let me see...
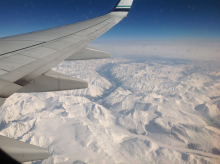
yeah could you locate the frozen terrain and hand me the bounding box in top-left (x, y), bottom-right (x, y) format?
top-left (0, 55), bottom-right (220, 164)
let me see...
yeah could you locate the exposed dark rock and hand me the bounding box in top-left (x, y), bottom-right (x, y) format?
top-left (212, 147), bottom-right (220, 155)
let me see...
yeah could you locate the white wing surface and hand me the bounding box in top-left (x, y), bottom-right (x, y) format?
top-left (0, 0), bottom-right (134, 163)
top-left (0, 0), bottom-right (133, 106)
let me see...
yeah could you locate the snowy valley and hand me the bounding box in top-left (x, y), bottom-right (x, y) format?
top-left (0, 55), bottom-right (220, 164)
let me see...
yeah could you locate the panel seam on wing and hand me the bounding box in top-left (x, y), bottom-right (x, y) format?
top-left (0, 17), bottom-right (112, 57)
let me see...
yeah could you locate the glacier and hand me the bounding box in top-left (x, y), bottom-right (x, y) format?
top-left (0, 55), bottom-right (220, 164)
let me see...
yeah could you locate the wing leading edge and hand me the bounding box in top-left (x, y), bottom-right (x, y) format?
top-left (0, 0), bottom-right (134, 163)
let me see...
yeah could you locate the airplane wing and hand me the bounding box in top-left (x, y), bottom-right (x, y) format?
top-left (0, 0), bottom-right (134, 163)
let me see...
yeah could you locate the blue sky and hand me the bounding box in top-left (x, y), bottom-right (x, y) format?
top-left (0, 0), bottom-right (220, 42)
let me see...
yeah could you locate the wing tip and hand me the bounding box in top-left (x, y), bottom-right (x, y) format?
top-left (111, 0), bottom-right (134, 13)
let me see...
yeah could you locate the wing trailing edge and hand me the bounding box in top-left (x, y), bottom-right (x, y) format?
top-left (65, 46), bottom-right (111, 61)
top-left (0, 97), bottom-right (6, 107)
top-left (0, 135), bottom-right (49, 163)
top-left (18, 70), bottom-right (88, 93)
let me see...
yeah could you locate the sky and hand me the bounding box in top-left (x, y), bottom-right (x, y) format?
top-left (0, 0), bottom-right (220, 60)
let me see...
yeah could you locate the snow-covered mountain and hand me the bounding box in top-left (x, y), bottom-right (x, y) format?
top-left (0, 55), bottom-right (220, 164)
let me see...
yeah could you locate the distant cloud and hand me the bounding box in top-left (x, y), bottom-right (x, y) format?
top-left (90, 39), bottom-right (220, 61)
